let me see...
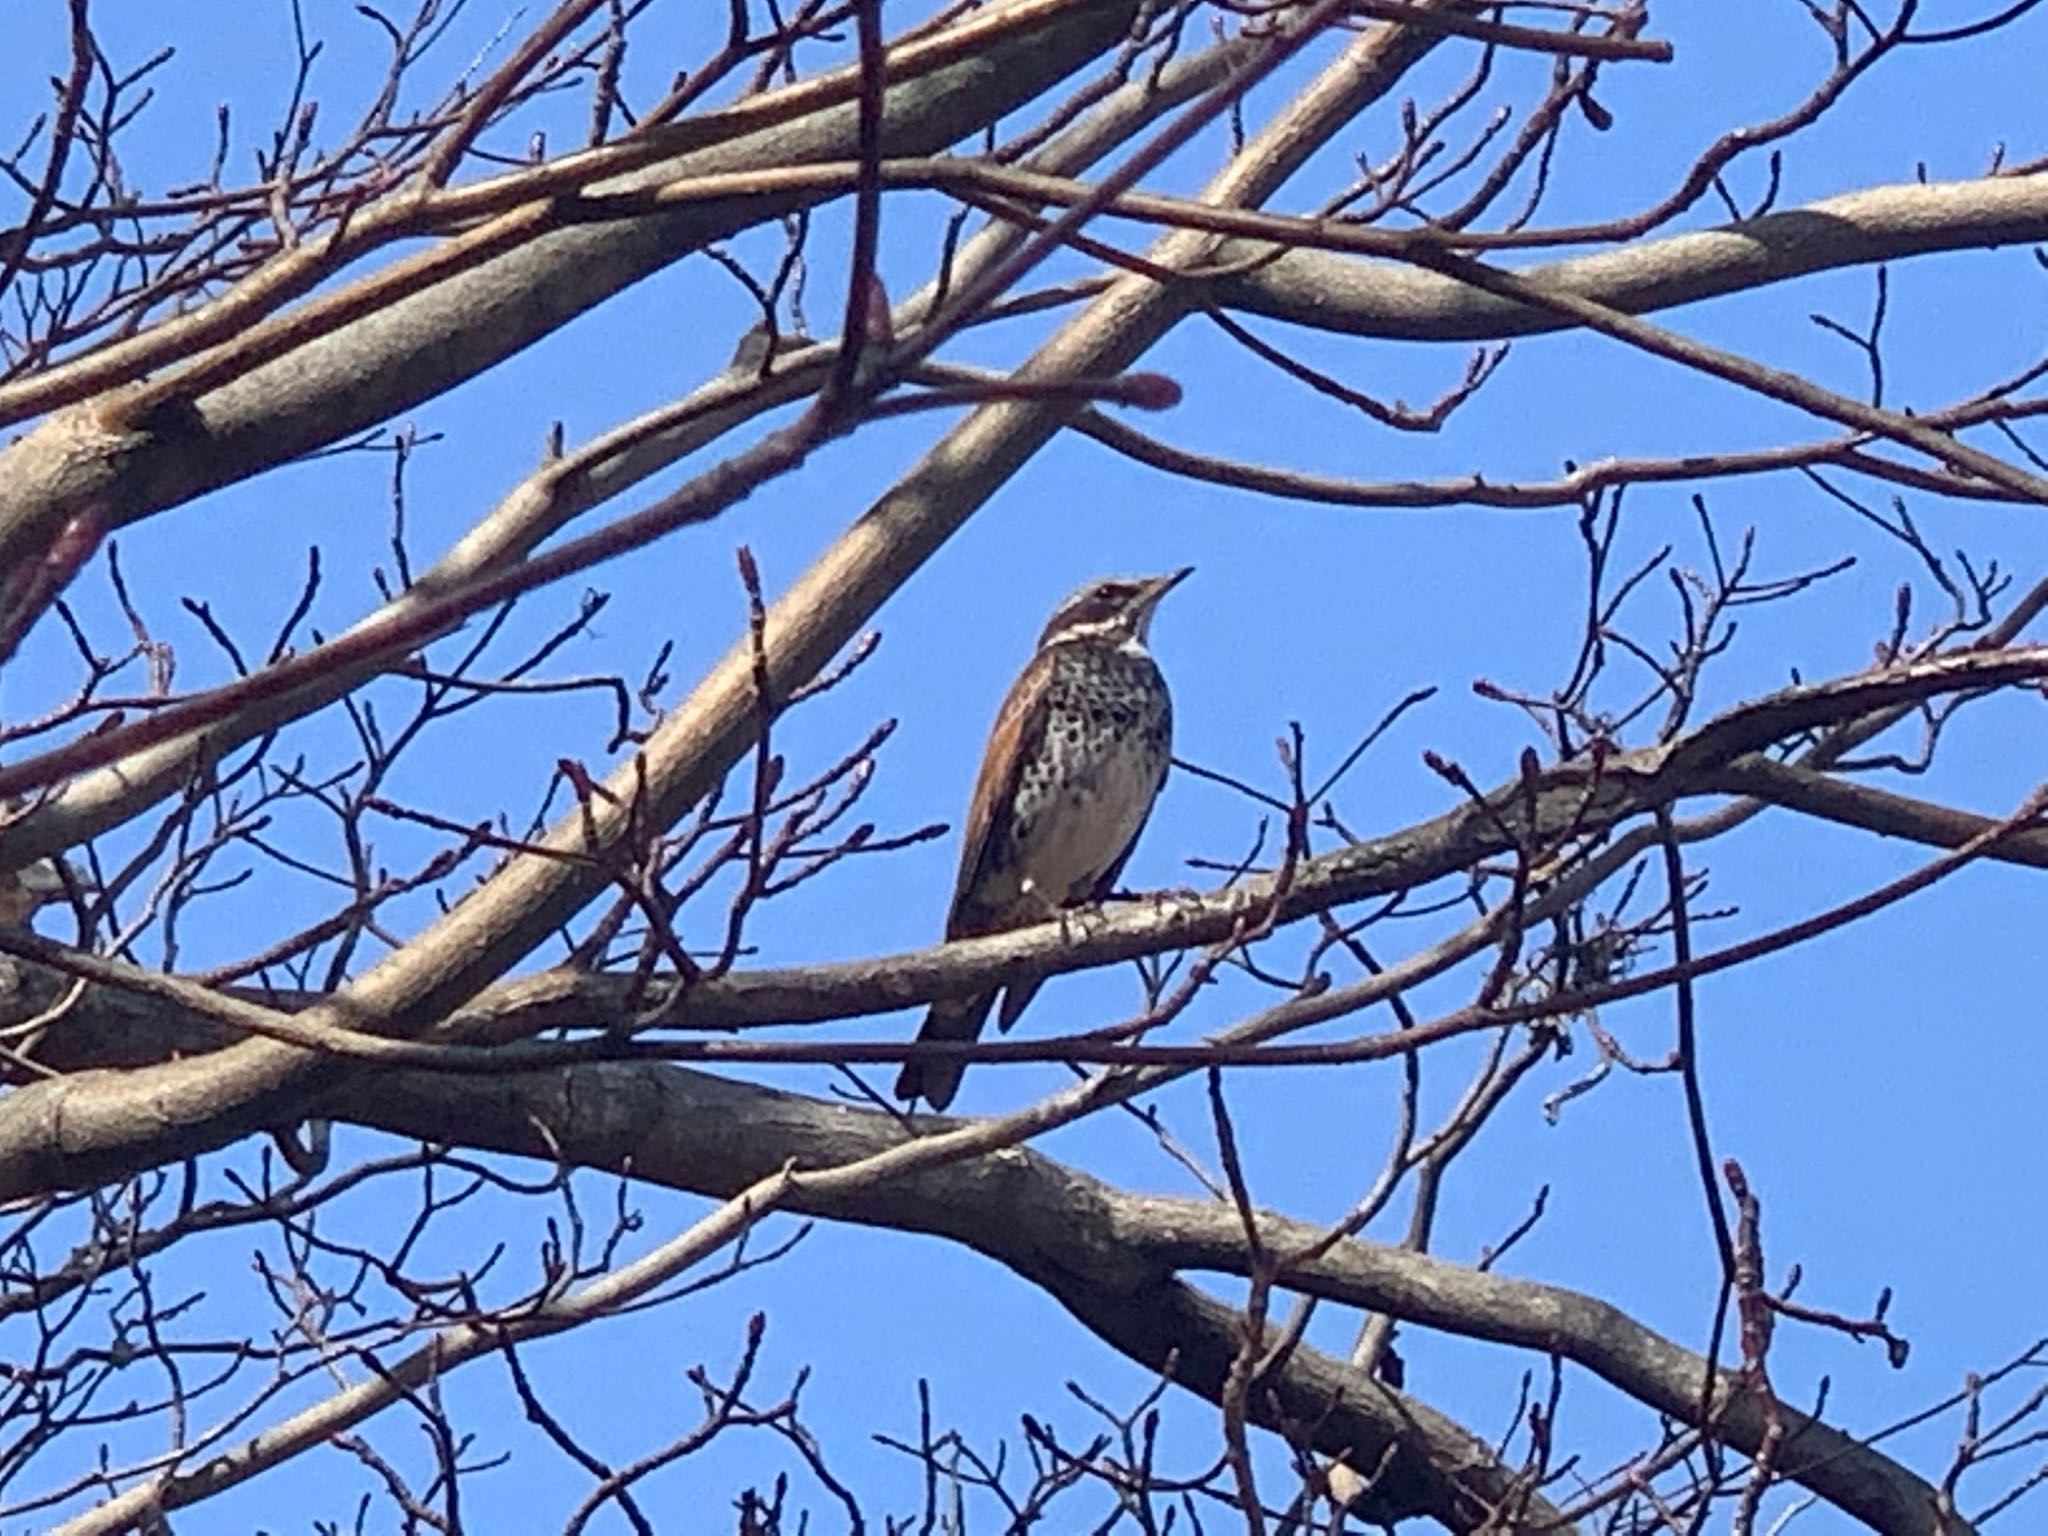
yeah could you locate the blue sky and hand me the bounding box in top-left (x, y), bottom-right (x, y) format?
top-left (5, 1), bottom-right (2047, 1529)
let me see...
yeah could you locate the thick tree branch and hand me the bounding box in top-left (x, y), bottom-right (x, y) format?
top-left (325, 1061), bottom-right (1964, 1535)
top-left (1214, 173), bottom-right (2048, 341)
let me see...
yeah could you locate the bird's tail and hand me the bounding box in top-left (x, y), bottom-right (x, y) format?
top-left (995, 978), bottom-right (1044, 1035)
top-left (894, 992), bottom-right (999, 1111)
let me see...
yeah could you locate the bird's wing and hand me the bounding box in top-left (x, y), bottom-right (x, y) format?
top-left (945, 647), bottom-right (1056, 939)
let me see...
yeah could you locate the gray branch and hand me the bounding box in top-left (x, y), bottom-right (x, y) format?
top-left (327, 1060), bottom-right (1965, 1535)
top-left (1213, 173), bottom-right (2048, 340)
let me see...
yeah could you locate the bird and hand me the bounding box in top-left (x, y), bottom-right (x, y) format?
top-left (895, 568), bottom-right (1190, 1111)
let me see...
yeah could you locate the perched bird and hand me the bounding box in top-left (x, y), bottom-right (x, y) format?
top-left (895, 568), bottom-right (1190, 1111)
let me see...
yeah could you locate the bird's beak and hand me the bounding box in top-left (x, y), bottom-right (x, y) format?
top-left (1144, 566), bottom-right (1194, 606)
top-left (1130, 566), bottom-right (1191, 637)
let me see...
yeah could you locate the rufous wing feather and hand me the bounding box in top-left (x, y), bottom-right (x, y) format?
top-left (944, 649), bottom-right (1056, 937)
top-left (896, 653), bottom-right (1056, 1108)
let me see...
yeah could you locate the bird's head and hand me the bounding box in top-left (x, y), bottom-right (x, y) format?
top-left (1037, 567), bottom-right (1192, 651)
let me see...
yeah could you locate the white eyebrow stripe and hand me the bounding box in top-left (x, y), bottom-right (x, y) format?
top-left (1043, 617), bottom-right (1127, 645)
